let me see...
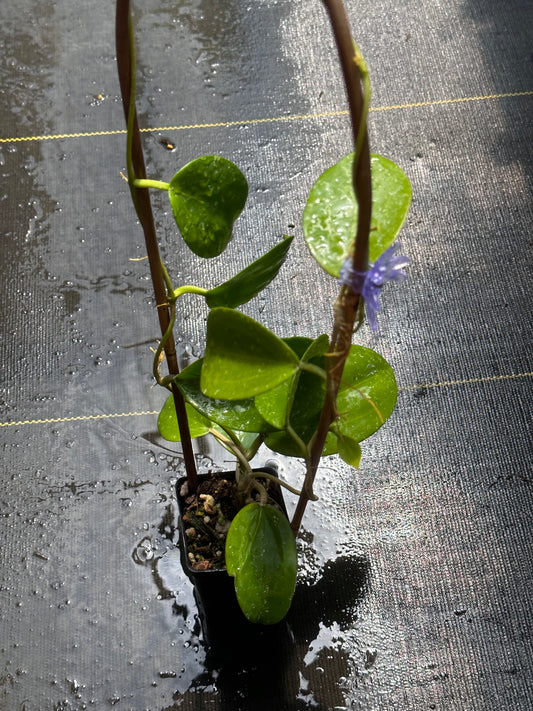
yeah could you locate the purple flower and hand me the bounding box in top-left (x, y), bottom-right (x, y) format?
top-left (339, 243), bottom-right (410, 331)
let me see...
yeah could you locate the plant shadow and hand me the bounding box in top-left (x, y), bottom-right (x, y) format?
top-left (167, 554), bottom-right (370, 710)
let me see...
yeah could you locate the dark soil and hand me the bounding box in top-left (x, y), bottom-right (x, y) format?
top-left (178, 473), bottom-right (283, 571)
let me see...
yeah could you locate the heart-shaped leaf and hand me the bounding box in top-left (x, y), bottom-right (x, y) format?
top-left (174, 359), bottom-right (273, 433)
top-left (303, 153), bottom-right (412, 276)
top-left (169, 156), bottom-right (248, 258)
top-left (225, 502), bottom-right (297, 625)
top-left (201, 308), bottom-right (299, 400)
top-left (157, 395), bottom-right (211, 442)
top-left (205, 236), bottom-right (294, 308)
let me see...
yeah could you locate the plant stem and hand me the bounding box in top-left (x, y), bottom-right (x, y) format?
top-left (152, 302), bottom-right (176, 387)
top-left (291, 0), bottom-right (372, 533)
top-left (252, 471), bottom-right (304, 498)
top-left (209, 428), bottom-right (252, 480)
top-left (173, 285), bottom-right (209, 300)
top-left (134, 178), bottom-right (171, 191)
top-left (116, 0), bottom-right (198, 491)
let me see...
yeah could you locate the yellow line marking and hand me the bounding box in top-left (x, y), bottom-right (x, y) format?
top-left (1, 372), bottom-right (531, 428)
top-left (0, 411), bottom-right (158, 427)
top-left (398, 371), bottom-right (533, 392)
top-left (369, 91), bottom-right (533, 112)
top-left (1, 91), bottom-right (531, 144)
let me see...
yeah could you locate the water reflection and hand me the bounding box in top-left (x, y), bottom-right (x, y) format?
top-left (205, 555), bottom-right (369, 711)
top-left (148, 486), bottom-right (370, 709)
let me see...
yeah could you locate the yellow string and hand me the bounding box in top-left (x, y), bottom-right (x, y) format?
top-left (1, 372), bottom-right (531, 427)
top-left (398, 371), bottom-right (533, 391)
top-left (0, 411), bottom-right (158, 427)
top-left (0, 91), bottom-right (531, 144)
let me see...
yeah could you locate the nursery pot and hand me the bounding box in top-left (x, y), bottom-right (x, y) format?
top-left (176, 466), bottom-right (290, 646)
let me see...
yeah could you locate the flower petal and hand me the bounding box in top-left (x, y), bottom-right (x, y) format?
top-left (339, 242), bottom-right (410, 330)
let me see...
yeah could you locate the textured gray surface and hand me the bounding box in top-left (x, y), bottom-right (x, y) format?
top-left (1, 0), bottom-right (532, 709)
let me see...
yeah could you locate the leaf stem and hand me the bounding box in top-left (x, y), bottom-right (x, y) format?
top-left (352, 41), bottom-right (371, 173)
top-left (160, 261), bottom-right (174, 299)
top-left (252, 471), bottom-right (304, 498)
top-left (286, 424), bottom-right (310, 461)
top-left (209, 428), bottom-right (252, 478)
top-left (134, 178), bottom-right (171, 191)
top-left (173, 285), bottom-right (209, 300)
top-left (152, 302), bottom-right (176, 387)
top-left (252, 480), bottom-right (269, 506)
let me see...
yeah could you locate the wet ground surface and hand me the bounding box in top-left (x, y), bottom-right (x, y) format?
top-left (1, 0), bottom-right (532, 709)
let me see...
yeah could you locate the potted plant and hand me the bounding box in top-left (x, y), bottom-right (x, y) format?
top-left (115, 0), bottom-right (411, 632)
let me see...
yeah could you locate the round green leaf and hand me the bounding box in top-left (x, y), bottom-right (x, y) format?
top-left (169, 156), bottom-right (248, 258)
top-left (201, 308), bottom-right (299, 400)
top-left (174, 359), bottom-right (273, 433)
top-left (303, 153), bottom-right (412, 276)
top-left (225, 502), bottom-right (297, 625)
top-left (205, 236), bottom-right (294, 309)
top-left (157, 395), bottom-right (211, 442)
top-left (255, 335), bottom-right (329, 430)
top-left (335, 345), bottom-right (398, 442)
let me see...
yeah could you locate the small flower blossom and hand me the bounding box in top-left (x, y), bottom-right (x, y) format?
top-left (339, 243), bottom-right (410, 331)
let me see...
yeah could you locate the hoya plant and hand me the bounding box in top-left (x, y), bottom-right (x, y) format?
top-left (116, 0), bottom-right (411, 626)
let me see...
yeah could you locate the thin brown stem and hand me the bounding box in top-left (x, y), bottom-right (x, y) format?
top-left (116, 0), bottom-right (197, 490)
top-left (291, 0), bottom-right (372, 532)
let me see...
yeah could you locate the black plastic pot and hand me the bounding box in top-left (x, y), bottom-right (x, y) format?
top-left (176, 466), bottom-right (291, 647)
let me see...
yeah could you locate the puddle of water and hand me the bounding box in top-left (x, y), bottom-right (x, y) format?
top-left (1, 414), bottom-right (391, 710)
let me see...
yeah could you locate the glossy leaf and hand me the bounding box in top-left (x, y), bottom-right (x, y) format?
top-left (205, 236), bottom-right (294, 308)
top-left (254, 377), bottom-right (292, 430)
top-left (174, 359), bottom-right (273, 433)
top-left (300, 333), bottom-right (330, 362)
top-left (201, 308), bottom-right (299, 400)
top-left (225, 502), bottom-right (297, 625)
top-left (263, 369), bottom-right (327, 456)
top-left (265, 345), bottom-right (397, 457)
top-left (334, 345), bottom-right (397, 442)
top-left (303, 153), bottom-right (412, 276)
top-left (169, 156), bottom-right (248, 258)
top-left (255, 335), bottom-right (329, 430)
top-left (157, 395), bottom-right (211, 442)
top-left (282, 336), bottom-right (317, 359)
